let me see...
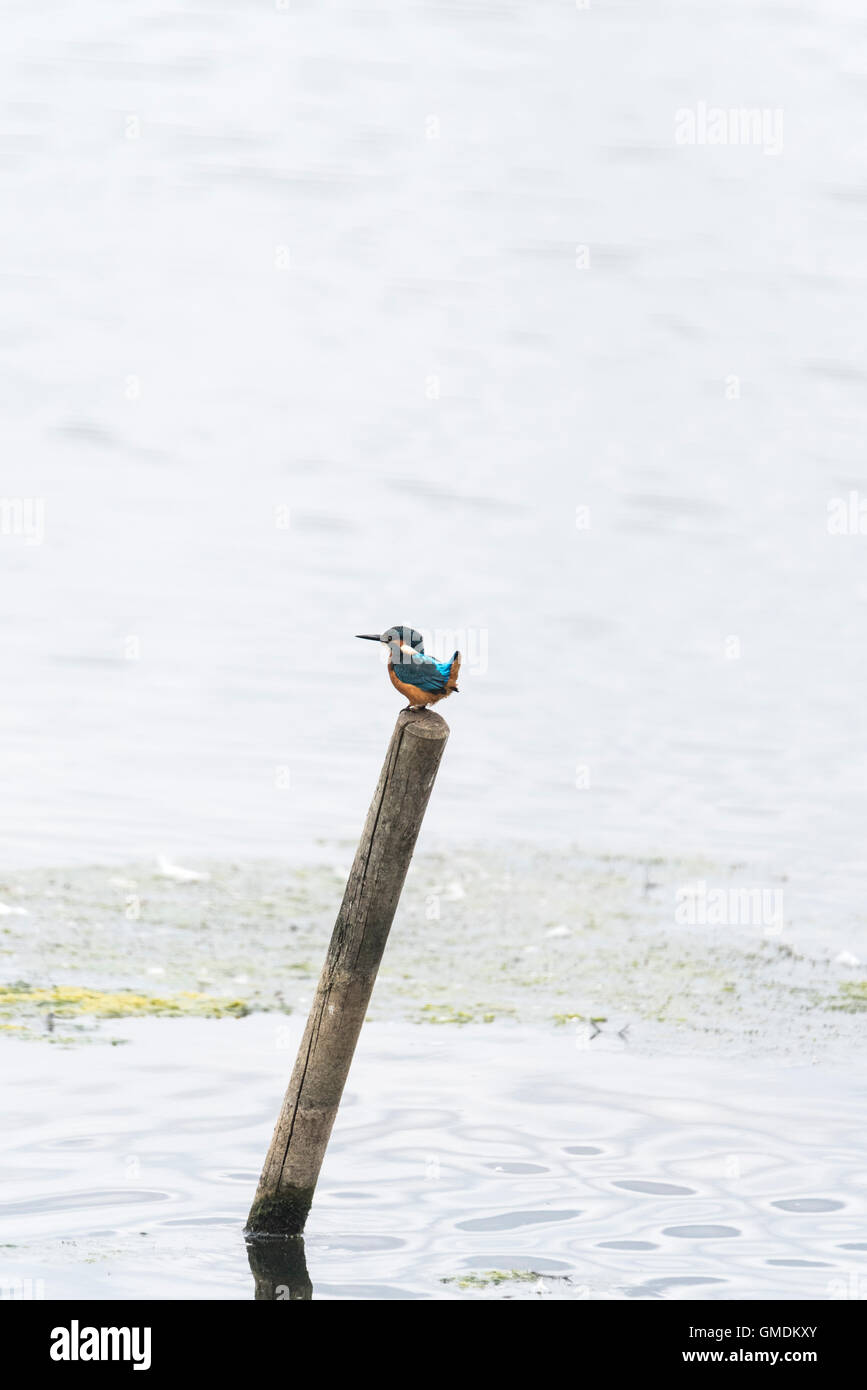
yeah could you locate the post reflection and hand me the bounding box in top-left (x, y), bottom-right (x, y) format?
top-left (246, 1235), bottom-right (312, 1301)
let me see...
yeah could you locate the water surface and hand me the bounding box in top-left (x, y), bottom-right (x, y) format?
top-left (2, 1017), bottom-right (864, 1300)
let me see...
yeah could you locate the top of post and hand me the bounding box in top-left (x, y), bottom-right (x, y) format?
top-left (395, 709), bottom-right (450, 741)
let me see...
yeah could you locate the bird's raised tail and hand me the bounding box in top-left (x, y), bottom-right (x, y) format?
top-left (447, 650), bottom-right (461, 693)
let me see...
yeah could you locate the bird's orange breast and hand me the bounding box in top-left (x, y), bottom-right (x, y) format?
top-left (387, 661), bottom-right (438, 705)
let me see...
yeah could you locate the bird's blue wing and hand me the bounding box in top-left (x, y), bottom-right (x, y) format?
top-left (392, 651), bottom-right (453, 692)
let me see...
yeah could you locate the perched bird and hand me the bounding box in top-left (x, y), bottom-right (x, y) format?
top-left (356, 625), bottom-right (461, 710)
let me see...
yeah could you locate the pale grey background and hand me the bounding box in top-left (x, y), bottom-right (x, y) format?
top-left (2, 0), bottom-right (865, 929)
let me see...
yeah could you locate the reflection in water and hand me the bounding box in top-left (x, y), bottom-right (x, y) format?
top-left (247, 1236), bottom-right (312, 1302)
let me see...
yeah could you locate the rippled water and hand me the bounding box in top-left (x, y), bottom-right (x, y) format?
top-left (1, 1018), bottom-right (864, 1300)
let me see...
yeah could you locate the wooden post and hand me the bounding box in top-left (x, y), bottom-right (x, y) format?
top-left (246, 707), bottom-right (450, 1237)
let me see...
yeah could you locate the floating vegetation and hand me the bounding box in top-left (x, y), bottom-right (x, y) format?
top-left (829, 981), bottom-right (867, 1013)
top-left (0, 984), bottom-right (249, 1021)
top-left (415, 1003), bottom-right (510, 1025)
top-left (0, 851), bottom-right (860, 1058)
top-left (441, 1269), bottom-right (542, 1289)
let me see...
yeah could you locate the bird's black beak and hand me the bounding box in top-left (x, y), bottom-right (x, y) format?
top-left (356, 633), bottom-right (382, 642)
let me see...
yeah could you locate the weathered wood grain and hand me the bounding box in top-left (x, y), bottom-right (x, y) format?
top-left (246, 708), bottom-right (450, 1236)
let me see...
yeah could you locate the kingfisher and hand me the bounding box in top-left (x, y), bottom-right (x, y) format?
top-left (356, 626), bottom-right (461, 710)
